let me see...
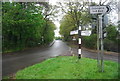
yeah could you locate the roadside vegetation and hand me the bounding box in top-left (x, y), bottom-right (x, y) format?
top-left (82, 24), bottom-right (119, 52)
top-left (55, 37), bottom-right (62, 40)
top-left (15, 56), bottom-right (119, 79)
top-left (2, 2), bottom-right (56, 53)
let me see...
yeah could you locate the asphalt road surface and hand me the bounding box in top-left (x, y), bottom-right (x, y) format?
top-left (2, 40), bottom-right (70, 77)
top-left (71, 48), bottom-right (118, 62)
top-left (2, 40), bottom-right (118, 77)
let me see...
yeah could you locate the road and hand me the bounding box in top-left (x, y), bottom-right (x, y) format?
top-left (2, 40), bottom-right (70, 77)
top-left (82, 49), bottom-right (118, 62)
top-left (2, 40), bottom-right (118, 77)
top-left (72, 48), bottom-right (118, 62)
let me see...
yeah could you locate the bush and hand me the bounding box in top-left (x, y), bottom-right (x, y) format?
top-left (104, 39), bottom-right (119, 52)
top-left (82, 34), bottom-right (97, 49)
top-left (82, 33), bottom-right (119, 53)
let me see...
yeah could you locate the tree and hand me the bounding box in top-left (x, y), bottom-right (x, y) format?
top-left (2, 2), bottom-right (56, 53)
top-left (44, 20), bottom-right (56, 44)
top-left (36, 2), bottom-right (58, 44)
top-left (60, 14), bottom-right (76, 41)
top-left (58, 1), bottom-right (93, 41)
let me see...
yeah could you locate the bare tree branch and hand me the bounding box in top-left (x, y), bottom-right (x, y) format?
top-left (101, 0), bottom-right (108, 5)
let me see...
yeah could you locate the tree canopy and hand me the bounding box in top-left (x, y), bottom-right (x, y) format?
top-left (2, 2), bottom-right (56, 53)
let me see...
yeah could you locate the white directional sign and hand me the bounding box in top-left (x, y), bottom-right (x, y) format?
top-left (70, 30), bottom-right (91, 36)
top-left (81, 30), bottom-right (91, 36)
top-left (90, 5), bottom-right (111, 14)
top-left (70, 30), bottom-right (78, 35)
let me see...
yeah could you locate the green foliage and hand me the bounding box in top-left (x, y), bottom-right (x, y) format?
top-left (2, 2), bottom-right (55, 53)
top-left (16, 56), bottom-right (119, 79)
top-left (81, 12), bottom-right (92, 26)
top-left (55, 37), bottom-right (62, 40)
top-left (82, 34), bottom-right (97, 49)
top-left (106, 25), bottom-right (118, 42)
top-left (82, 24), bottom-right (119, 52)
top-left (43, 20), bottom-right (56, 44)
top-left (104, 39), bottom-right (118, 52)
top-left (60, 14), bottom-right (76, 41)
top-left (103, 24), bottom-right (119, 52)
top-left (60, 11), bottom-right (92, 41)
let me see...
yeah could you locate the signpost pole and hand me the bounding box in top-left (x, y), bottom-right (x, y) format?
top-left (99, 14), bottom-right (104, 72)
top-left (97, 17), bottom-right (100, 71)
top-left (90, 5), bottom-right (111, 72)
top-left (78, 26), bottom-right (81, 59)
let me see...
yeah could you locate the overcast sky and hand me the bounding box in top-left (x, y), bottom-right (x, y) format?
top-left (49, 0), bottom-right (118, 37)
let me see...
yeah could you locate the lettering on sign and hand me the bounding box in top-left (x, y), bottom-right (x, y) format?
top-left (90, 6), bottom-right (111, 14)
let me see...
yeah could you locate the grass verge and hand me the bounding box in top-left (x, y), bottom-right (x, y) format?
top-left (15, 56), bottom-right (119, 79)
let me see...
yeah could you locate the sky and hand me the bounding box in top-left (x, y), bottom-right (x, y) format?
top-left (118, 1), bottom-right (120, 21)
top-left (49, 0), bottom-right (119, 37)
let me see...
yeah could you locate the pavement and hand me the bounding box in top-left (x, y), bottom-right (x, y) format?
top-left (2, 40), bottom-right (119, 77)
